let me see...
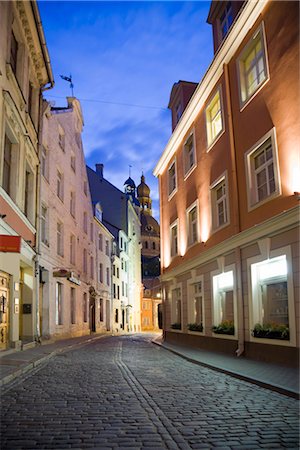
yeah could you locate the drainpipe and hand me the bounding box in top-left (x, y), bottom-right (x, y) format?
top-left (224, 63), bottom-right (244, 357)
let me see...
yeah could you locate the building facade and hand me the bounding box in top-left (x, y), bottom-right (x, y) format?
top-left (0, 1), bottom-right (53, 349)
top-left (39, 98), bottom-right (111, 340)
top-left (154, 0), bottom-right (299, 366)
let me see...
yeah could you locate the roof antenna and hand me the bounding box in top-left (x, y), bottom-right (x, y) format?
top-left (60, 74), bottom-right (74, 96)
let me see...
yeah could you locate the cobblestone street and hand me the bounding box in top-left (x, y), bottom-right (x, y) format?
top-left (1, 334), bottom-right (299, 450)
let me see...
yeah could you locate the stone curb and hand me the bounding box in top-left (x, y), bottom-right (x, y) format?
top-left (0, 333), bottom-right (108, 388)
top-left (152, 339), bottom-right (299, 400)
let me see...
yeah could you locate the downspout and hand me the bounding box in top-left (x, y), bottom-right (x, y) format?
top-left (224, 63), bottom-right (244, 357)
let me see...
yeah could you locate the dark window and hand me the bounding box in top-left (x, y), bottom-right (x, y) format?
top-left (2, 135), bottom-right (12, 194)
top-left (10, 32), bottom-right (18, 75)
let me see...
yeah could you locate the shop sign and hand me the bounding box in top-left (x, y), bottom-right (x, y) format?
top-left (53, 269), bottom-right (71, 278)
top-left (0, 235), bottom-right (21, 253)
top-left (68, 272), bottom-right (81, 286)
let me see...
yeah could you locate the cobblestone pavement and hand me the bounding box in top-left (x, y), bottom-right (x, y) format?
top-left (1, 334), bottom-right (299, 450)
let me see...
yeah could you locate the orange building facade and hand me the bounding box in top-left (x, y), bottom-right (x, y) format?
top-left (154, 0), bottom-right (299, 366)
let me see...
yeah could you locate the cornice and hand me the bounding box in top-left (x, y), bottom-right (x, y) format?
top-left (153, 0), bottom-right (267, 177)
top-left (160, 206), bottom-right (299, 282)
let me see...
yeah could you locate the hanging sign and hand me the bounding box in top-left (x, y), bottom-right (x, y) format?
top-left (0, 235), bottom-right (21, 253)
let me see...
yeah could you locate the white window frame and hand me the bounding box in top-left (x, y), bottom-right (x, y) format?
top-left (187, 271), bottom-right (205, 333)
top-left (55, 282), bottom-right (63, 326)
top-left (211, 265), bottom-right (237, 339)
top-left (205, 86), bottom-right (224, 150)
top-left (41, 204), bottom-right (49, 246)
top-left (210, 172), bottom-right (229, 232)
top-left (247, 245), bottom-right (296, 347)
top-left (170, 219), bottom-right (179, 259)
top-left (186, 200), bottom-right (199, 248)
top-left (245, 128), bottom-right (281, 210)
top-left (237, 22), bottom-right (269, 110)
top-left (168, 158), bottom-right (177, 200)
top-left (170, 282), bottom-right (182, 329)
top-left (183, 131), bottom-right (197, 179)
top-left (219, 1), bottom-right (233, 41)
top-left (57, 221), bottom-right (64, 257)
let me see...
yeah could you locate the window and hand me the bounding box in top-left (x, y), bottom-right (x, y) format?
top-left (83, 180), bottom-right (88, 196)
top-left (24, 164), bottom-right (35, 223)
top-left (106, 267), bottom-right (110, 286)
top-left (187, 204), bottom-right (198, 246)
top-left (183, 133), bottom-right (196, 176)
top-left (55, 282), bottom-right (63, 325)
top-left (70, 234), bottom-right (75, 265)
top-left (41, 146), bottom-right (48, 180)
top-left (171, 287), bottom-right (182, 328)
top-left (59, 131), bottom-right (65, 151)
top-left (168, 160), bottom-right (177, 197)
top-left (143, 317), bottom-right (150, 326)
top-left (211, 175), bottom-right (228, 230)
top-left (83, 212), bottom-right (88, 233)
top-left (2, 135), bottom-right (12, 195)
top-left (152, 242), bottom-right (156, 250)
top-left (113, 265), bottom-right (116, 276)
top-left (83, 293), bottom-right (88, 323)
top-left (90, 256), bottom-right (94, 279)
top-left (10, 32), bottom-right (18, 75)
top-left (245, 131), bottom-right (280, 208)
top-left (237, 24), bottom-right (268, 107)
top-left (113, 283), bottom-right (116, 298)
top-left (98, 233), bottom-right (103, 251)
top-left (105, 239), bottom-right (109, 256)
top-left (115, 309), bottom-right (119, 323)
top-left (176, 102), bottom-right (183, 122)
top-left (117, 285), bottom-right (120, 299)
top-left (213, 270), bottom-right (235, 334)
top-left (83, 248), bottom-right (87, 273)
top-left (100, 299), bottom-right (104, 322)
top-left (145, 241), bottom-right (148, 249)
top-left (188, 278), bottom-right (204, 329)
top-left (99, 263), bottom-right (103, 283)
top-left (206, 88), bottom-right (223, 148)
top-left (57, 170), bottom-right (64, 201)
top-left (41, 205), bottom-right (49, 245)
top-left (28, 82), bottom-right (34, 119)
top-left (220, 2), bottom-right (233, 40)
top-left (57, 222), bottom-right (64, 256)
top-left (71, 154), bottom-right (76, 172)
top-left (90, 223), bottom-right (94, 242)
top-left (70, 287), bottom-right (76, 324)
top-left (170, 222), bottom-right (178, 258)
top-left (122, 281), bottom-right (125, 297)
top-left (70, 191), bottom-right (75, 217)
top-left (117, 267), bottom-right (119, 279)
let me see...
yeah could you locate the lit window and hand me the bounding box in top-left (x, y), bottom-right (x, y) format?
top-left (206, 88), bottom-right (223, 147)
top-left (211, 175), bottom-right (228, 230)
top-left (171, 287), bottom-right (182, 329)
top-left (170, 222), bottom-right (178, 258)
top-left (245, 131), bottom-right (280, 207)
top-left (57, 222), bottom-right (64, 256)
top-left (187, 204), bottom-right (198, 246)
top-left (183, 133), bottom-right (196, 176)
top-left (250, 255), bottom-right (291, 341)
top-left (220, 2), bottom-right (233, 40)
top-left (168, 160), bottom-right (177, 197)
top-left (238, 24), bottom-right (268, 107)
top-left (213, 270), bottom-right (235, 335)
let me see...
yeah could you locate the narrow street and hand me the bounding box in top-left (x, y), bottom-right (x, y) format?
top-left (1, 334), bottom-right (299, 450)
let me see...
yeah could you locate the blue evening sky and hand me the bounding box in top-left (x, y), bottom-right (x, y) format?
top-left (38, 1), bottom-right (213, 219)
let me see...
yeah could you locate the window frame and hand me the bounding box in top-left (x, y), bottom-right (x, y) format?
top-left (210, 172), bottom-right (230, 232)
top-left (205, 86), bottom-right (224, 150)
top-left (186, 201), bottom-right (199, 248)
top-left (170, 283), bottom-right (182, 330)
top-left (183, 131), bottom-right (197, 179)
top-left (167, 158), bottom-right (177, 200)
top-left (187, 272), bottom-right (205, 333)
top-left (237, 22), bottom-right (269, 110)
top-left (245, 128), bottom-right (281, 210)
top-left (56, 221), bottom-right (64, 257)
top-left (170, 219), bottom-right (179, 259)
top-left (41, 204), bottom-right (49, 246)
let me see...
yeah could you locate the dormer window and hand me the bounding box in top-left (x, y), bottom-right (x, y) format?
top-left (220, 2), bottom-right (233, 40)
top-left (176, 103), bottom-right (183, 122)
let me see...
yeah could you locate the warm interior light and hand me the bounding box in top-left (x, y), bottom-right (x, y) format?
top-left (217, 271), bottom-right (234, 289)
top-left (292, 167), bottom-right (300, 195)
top-left (258, 256), bottom-right (287, 280)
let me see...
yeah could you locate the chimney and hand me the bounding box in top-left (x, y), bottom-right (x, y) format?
top-left (96, 164), bottom-right (104, 179)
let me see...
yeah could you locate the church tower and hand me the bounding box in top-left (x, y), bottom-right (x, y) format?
top-left (137, 174), bottom-right (152, 214)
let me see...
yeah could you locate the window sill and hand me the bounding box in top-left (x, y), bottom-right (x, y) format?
top-left (212, 333), bottom-right (237, 340)
top-left (168, 188), bottom-right (177, 201)
top-left (247, 190), bottom-right (281, 212)
top-left (239, 76), bottom-right (270, 112)
top-left (206, 128), bottom-right (225, 153)
top-left (183, 163), bottom-right (197, 181)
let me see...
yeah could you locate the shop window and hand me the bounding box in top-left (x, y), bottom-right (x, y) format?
top-left (55, 282), bottom-right (63, 325)
top-left (183, 133), bottom-right (196, 177)
top-left (168, 160), bottom-right (177, 197)
top-left (206, 87), bottom-right (223, 148)
top-left (187, 277), bottom-right (204, 332)
top-left (245, 130), bottom-right (280, 208)
top-left (237, 24), bottom-right (268, 107)
top-left (212, 270), bottom-right (235, 335)
top-left (171, 287), bottom-right (182, 329)
top-left (250, 255), bottom-right (291, 341)
top-left (70, 287), bottom-right (76, 324)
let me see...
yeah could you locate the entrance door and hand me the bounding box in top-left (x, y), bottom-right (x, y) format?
top-left (90, 299), bottom-right (96, 332)
top-left (158, 303), bottom-right (163, 329)
top-left (0, 273), bottom-right (9, 350)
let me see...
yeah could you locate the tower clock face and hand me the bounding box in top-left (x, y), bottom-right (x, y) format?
top-left (145, 225), bottom-right (153, 232)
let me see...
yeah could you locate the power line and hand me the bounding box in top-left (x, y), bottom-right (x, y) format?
top-left (46, 94), bottom-right (168, 111)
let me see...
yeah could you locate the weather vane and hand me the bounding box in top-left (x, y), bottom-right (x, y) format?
top-left (60, 74), bottom-right (74, 96)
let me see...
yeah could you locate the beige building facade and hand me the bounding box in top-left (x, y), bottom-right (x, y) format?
top-left (0, 1), bottom-right (53, 350)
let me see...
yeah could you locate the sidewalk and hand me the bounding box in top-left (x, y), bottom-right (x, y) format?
top-left (0, 333), bottom-right (109, 388)
top-left (152, 335), bottom-right (299, 399)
